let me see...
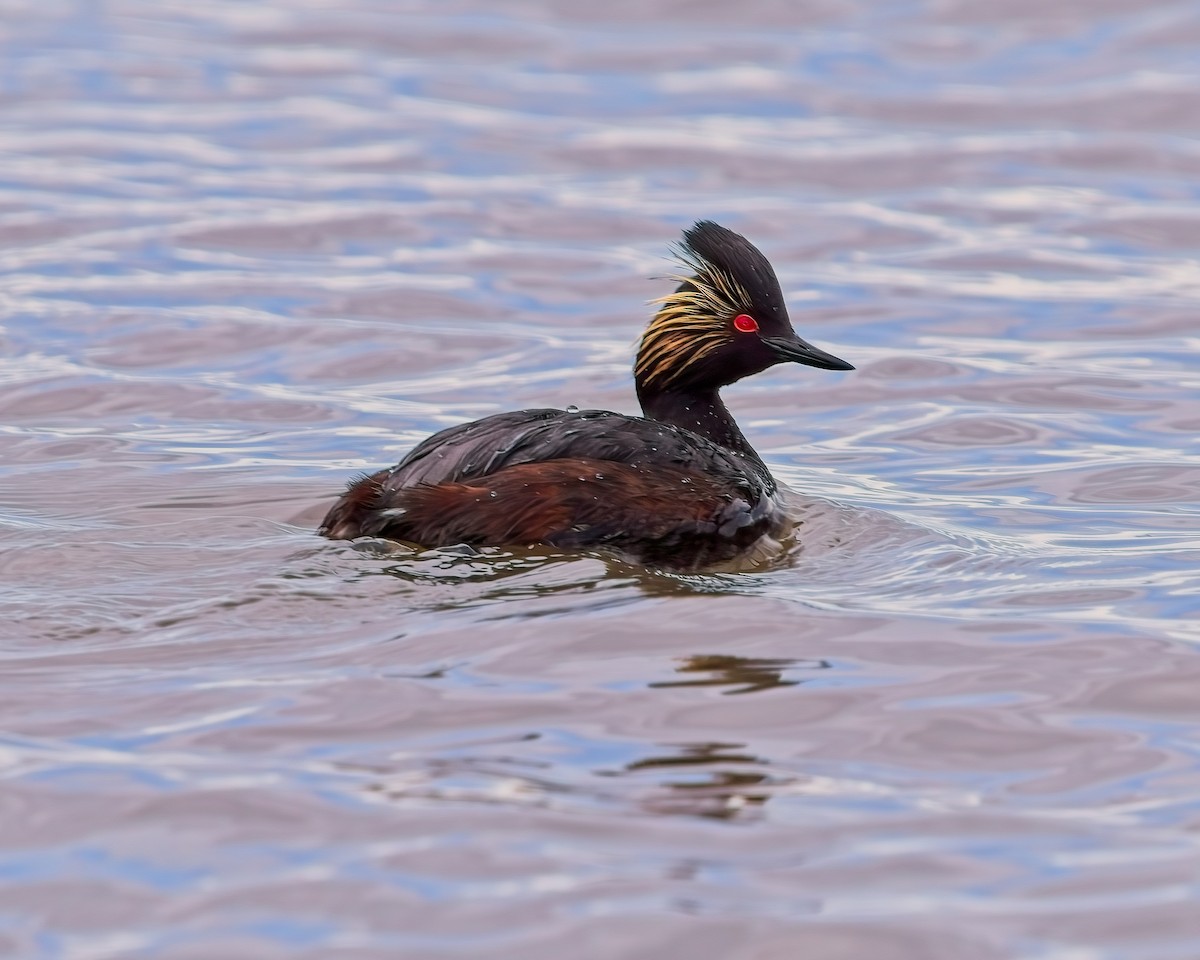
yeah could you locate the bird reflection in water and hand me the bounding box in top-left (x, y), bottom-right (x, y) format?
top-left (624, 742), bottom-right (776, 820)
top-left (626, 655), bottom-right (831, 818)
top-left (360, 656), bottom-right (831, 820)
top-left (651, 653), bottom-right (830, 695)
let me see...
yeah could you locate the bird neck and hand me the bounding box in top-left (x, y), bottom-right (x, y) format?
top-left (637, 384), bottom-right (764, 465)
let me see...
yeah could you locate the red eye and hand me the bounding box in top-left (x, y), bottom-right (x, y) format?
top-left (733, 314), bottom-right (758, 333)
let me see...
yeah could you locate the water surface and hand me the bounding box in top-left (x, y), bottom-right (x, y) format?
top-left (3, 1), bottom-right (1200, 957)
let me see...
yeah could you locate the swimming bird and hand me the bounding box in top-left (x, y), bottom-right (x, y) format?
top-left (320, 220), bottom-right (853, 570)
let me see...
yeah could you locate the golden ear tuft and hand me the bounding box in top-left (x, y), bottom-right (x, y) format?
top-left (633, 238), bottom-right (759, 390)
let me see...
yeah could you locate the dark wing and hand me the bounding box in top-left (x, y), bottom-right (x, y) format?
top-left (380, 408), bottom-right (761, 489)
top-left (319, 407), bottom-right (773, 551)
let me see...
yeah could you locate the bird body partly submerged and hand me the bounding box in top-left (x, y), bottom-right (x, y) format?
top-left (320, 221), bottom-right (853, 571)
top-left (322, 406), bottom-right (784, 569)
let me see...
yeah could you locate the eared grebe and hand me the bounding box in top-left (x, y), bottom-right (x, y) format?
top-left (320, 221), bottom-right (853, 570)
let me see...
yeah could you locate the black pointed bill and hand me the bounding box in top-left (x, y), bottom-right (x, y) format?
top-left (762, 336), bottom-right (854, 371)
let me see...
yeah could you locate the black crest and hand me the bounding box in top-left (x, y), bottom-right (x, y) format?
top-left (677, 221), bottom-right (789, 326)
